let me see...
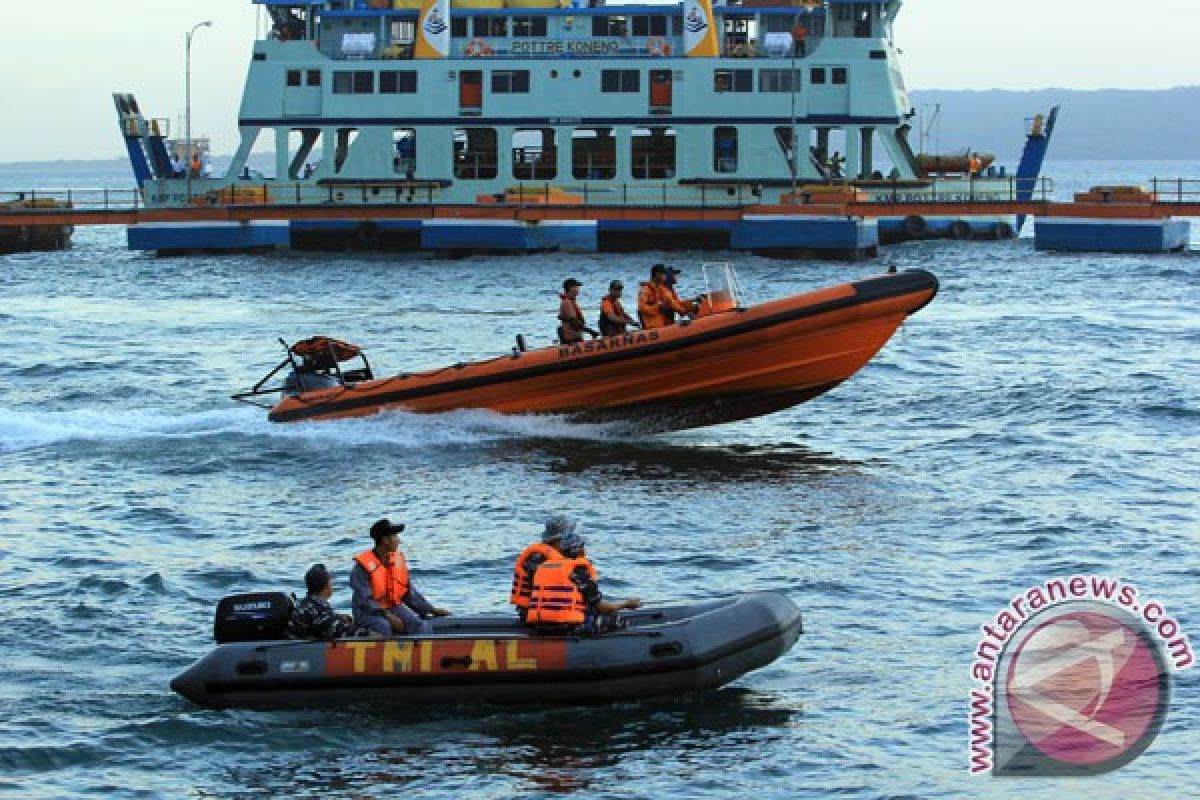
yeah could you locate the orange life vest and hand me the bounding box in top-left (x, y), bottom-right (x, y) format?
top-left (353, 548), bottom-right (409, 608)
top-left (509, 542), bottom-right (561, 609)
top-left (526, 556), bottom-right (596, 625)
top-left (638, 281), bottom-right (694, 329)
top-left (599, 295), bottom-right (631, 337)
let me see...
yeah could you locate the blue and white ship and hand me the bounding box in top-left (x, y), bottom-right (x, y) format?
top-left (114, 0), bottom-right (1055, 255)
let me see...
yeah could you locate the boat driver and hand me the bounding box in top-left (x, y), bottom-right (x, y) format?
top-left (638, 263), bottom-right (698, 329)
top-left (288, 563), bottom-right (357, 640)
top-left (350, 518), bottom-right (451, 636)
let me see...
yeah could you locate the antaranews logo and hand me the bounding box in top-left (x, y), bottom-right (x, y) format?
top-left (968, 576), bottom-right (1192, 776)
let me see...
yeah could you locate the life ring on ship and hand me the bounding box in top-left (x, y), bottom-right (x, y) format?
top-left (464, 38), bottom-right (493, 58)
top-left (902, 215), bottom-right (927, 239)
top-left (950, 219), bottom-right (972, 240)
top-left (648, 37), bottom-right (671, 57)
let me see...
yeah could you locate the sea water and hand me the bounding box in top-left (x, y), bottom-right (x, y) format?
top-left (0, 161), bottom-right (1196, 798)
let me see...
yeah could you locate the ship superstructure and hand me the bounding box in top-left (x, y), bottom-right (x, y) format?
top-left (115, 0), bottom-right (1052, 254)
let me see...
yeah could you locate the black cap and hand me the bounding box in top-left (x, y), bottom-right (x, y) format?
top-left (370, 518), bottom-right (405, 540)
top-left (304, 563), bottom-right (331, 594)
top-left (563, 278), bottom-right (582, 290)
top-left (609, 280), bottom-right (624, 291)
top-left (651, 263), bottom-right (680, 276)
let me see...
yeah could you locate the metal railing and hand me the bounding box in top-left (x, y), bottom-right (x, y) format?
top-left (1150, 178), bottom-right (1200, 203)
top-left (0, 187), bottom-right (142, 211)
top-left (863, 175), bottom-right (1056, 204)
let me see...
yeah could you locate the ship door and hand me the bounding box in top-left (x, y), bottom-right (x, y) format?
top-left (459, 71), bottom-right (483, 113)
top-left (649, 70), bottom-right (672, 113)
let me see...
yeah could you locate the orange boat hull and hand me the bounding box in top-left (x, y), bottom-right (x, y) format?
top-left (268, 270), bottom-right (938, 431)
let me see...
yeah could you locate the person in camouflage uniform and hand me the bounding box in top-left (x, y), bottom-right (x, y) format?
top-left (288, 563), bottom-right (357, 639)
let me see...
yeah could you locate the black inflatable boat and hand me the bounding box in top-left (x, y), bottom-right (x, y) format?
top-left (171, 592), bottom-right (802, 709)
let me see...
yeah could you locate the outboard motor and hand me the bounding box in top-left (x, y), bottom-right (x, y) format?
top-left (213, 592), bottom-right (294, 643)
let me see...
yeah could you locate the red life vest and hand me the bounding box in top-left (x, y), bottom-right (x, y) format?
top-left (526, 556), bottom-right (596, 625)
top-left (558, 293), bottom-right (586, 343)
top-left (354, 548), bottom-right (409, 608)
top-left (509, 542), bottom-right (561, 609)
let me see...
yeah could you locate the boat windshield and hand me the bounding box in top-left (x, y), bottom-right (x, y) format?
top-left (700, 262), bottom-right (745, 312)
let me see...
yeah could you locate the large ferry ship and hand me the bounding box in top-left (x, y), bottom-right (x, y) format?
top-left (114, 0), bottom-right (1055, 255)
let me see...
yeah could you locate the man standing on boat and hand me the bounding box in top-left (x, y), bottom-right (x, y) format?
top-left (639, 264), bottom-right (698, 329)
top-left (599, 280), bottom-right (638, 337)
top-left (350, 518), bottom-right (450, 636)
top-left (558, 278), bottom-right (596, 344)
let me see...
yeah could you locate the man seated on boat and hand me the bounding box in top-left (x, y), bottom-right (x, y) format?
top-left (350, 518), bottom-right (451, 636)
top-left (557, 278), bottom-right (597, 344)
top-left (638, 264), bottom-right (698, 330)
top-left (288, 563), bottom-right (357, 640)
top-left (598, 281), bottom-right (638, 337)
top-left (523, 526), bottom-right (641, 634)
top-left (510, 514), bottom-right (576, 621)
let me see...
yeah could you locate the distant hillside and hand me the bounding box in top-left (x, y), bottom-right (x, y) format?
top-left (909, 87), bottom-right (1200, 161)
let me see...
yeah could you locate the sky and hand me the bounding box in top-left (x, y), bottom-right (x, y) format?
top-left (0, 0), bottom-right (1196, 161)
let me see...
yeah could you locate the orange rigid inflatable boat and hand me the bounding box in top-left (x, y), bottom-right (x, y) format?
top-left (236, 268), bottom-right (938, 432)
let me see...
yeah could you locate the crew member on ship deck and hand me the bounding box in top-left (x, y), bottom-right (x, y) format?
top-left (638, 264), bottom-right (698, 330)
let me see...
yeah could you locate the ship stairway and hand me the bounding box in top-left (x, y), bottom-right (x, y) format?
top-left (113, 93), bottom-right (172, 185)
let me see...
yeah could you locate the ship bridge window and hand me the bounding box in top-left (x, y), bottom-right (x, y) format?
top-left (453, 128), bottom-right (498, 180)
top-left (834, 3), bottom-right (874, 38)
top-left (572, 128), bottom-right (617, 180)
top-left (287, 70), bottom-right (302, 87)
top-left (333, 70), bottom-right (374, 94)
top-left (811, 67), bottom-right (826, 85)
top-left (592, 16), bottom-right (628, 37)
top-left (759, 69), bottom-right (801, 93)
top-left (307, 70), bottom-right (321, 87)
top-left (601, 69), bottom-right (640, 93)
top-left (713, 69), bottom-right (752, 93)
top-left (381, 70), bottom-right (418, 94)
top-left (632, 15), bottom-right (668, 37)
top-left (451, 18), bottom-right (467, 38)
top-left (492, 70), bottom-right (530, 94)
top-left (631, 127), bottom-right (675, 180)
top-left (512, 17), bottom-right (548, 37)
top-left (473, 16), bottom-right (508, 38)
top-left (832, 67), bottom-right (848, 84)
